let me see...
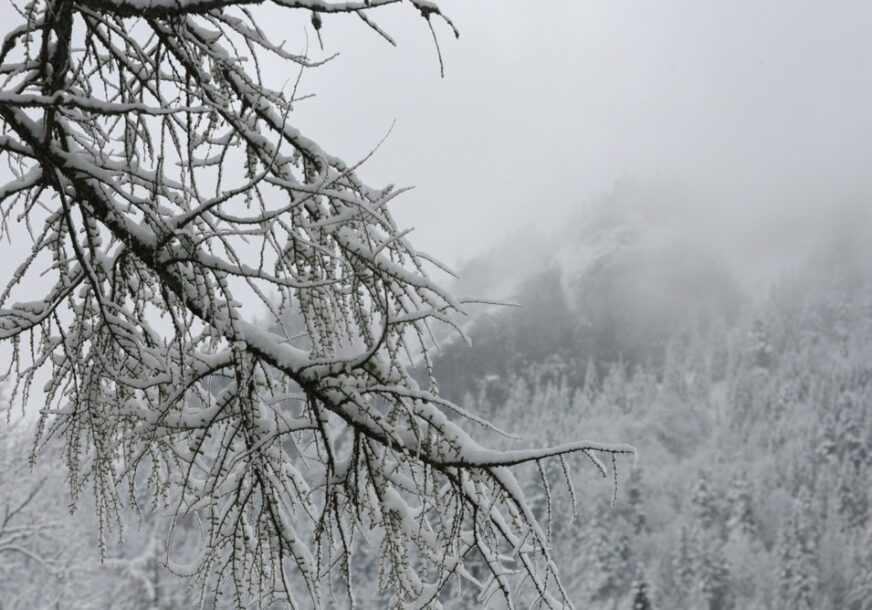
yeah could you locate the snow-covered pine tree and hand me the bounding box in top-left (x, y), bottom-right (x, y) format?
top-left (0, 1), bottom-right (634, 607)
top-left (698, 543), bottom-right (732, 610)
top-left (671, 526), bottom-right (696, 599)
top-left (749, 319), bottom-right (774, 370)
top-left (624, 465), bottom-right (647, 535)
top-left (726, 473), bottom-right (757, 540)
top-left (579, 514), bottom-right (632, 606)
top-left (836, 463), bottom-right (869, 531)
top-left (847, 527), bottom-right (872, 610)
top-left (629, 567), bottom-right (656, 610)
top-left (777, 491), bottom-right (819, 610)
top-left (690, 471), bottom-right (720, 531)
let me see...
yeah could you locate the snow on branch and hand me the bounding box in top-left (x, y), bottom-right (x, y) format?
top-left (0, 1), bottom-right (633, 608)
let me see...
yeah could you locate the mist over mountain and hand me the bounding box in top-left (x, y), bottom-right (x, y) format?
top-left (434, 181), bottom-right (747, 402)
top-left (423, 186), bottom-right (872, 610)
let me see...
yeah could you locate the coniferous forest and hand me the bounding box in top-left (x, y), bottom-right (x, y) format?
top-left (3, 192), bottom-right (871, 609)
top-left (426, 197), bottom-right (872, 610)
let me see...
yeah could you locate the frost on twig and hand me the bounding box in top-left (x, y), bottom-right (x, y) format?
top-left (0, 1), bottom-right (633, 607)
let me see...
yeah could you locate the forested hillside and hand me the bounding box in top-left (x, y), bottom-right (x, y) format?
top-left (2, 196), bottom-right (871, 609)
top-left (434, 185), bottom-right (745, 404)
top-left (427, 200), bottom-right (872, 609)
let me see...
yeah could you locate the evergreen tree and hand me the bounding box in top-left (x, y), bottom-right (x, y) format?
top-left (837, 464), bottom-right (869, 531)
top-left (630, 568), bottom-right (656, 610)
top-left (580, 357), bottom-right (601, 412)
top-left (601, 360), bottom-right (630, 413)
top-left (699, 543), bottom-right (733, 610)
top-left (622, 466), bottom-right (648, 535)
top-left (581, 515), bottom-right (632, 605)
top-left (671, 526), bottom-right (697, 601)
top-left (749, 319), bottom-right (774, 370)
top-left (778, 493), bottom-right (819, 610)
top-left (836, 392), bottom-right (869, 470)
top-left (691, 472), bottom-right (720, 531)
top-left (847, 528), bottom-right (872, 610)
top-left (726, 474), bottom-right (757, 539)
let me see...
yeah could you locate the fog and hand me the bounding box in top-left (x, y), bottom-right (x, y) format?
top-left (250, 0), bottom-right (872, 286)
top-left (2, 0), bottom-right (871, 290)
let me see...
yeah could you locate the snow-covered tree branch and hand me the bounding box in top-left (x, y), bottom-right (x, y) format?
top-left (0, 1), bottom-right (632, 607)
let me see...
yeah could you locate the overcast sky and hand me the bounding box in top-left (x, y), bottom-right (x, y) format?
top-left (1, 0), bottom-right (871, 275)
top-left (261, 0), bottom-right (872, 272)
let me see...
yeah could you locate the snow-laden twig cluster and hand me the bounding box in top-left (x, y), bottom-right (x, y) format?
top-left (0, 1), bottom-right (633, 607)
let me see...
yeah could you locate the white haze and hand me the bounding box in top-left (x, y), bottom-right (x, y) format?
top-left (262, 0), bottom-right (872, 288)
top-left (2, 0), bottom-right (871, 292)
